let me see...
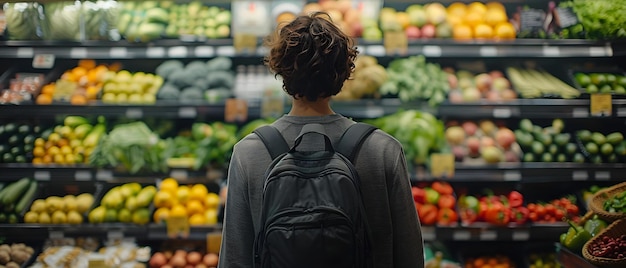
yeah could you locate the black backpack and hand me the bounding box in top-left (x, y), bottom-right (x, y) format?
top-left (252, 123), bottom-right (376, 268)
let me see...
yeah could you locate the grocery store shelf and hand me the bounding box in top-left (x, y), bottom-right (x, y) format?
top-left (0, 39), bottom-right (614, 59)
top-left (413, 162), bottom-right (626, 182)
top-left (438, 99), bottom-right (626, 119)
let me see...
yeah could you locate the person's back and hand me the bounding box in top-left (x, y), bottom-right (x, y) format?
top-left (219, 12), bottom-right (424, 268)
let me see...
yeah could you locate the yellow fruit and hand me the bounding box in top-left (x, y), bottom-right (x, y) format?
top-left (125, 196), bottom-right (138, 211)
top-left (24, 211), bottom-right (39, 223)
top-left (160, 178), bottom-right (179, 194)
top-left (453, 24), bottom-right (473, 40)
top-left (47, 146), bottom-right (60, 156)
top-left (153, 207), bottom-right (170, 223)
top-left (467, 1), bottom-right (487, 15)
top-left (51, 211), bottom-right (67, 224)
top-left (189, 213), bottom-right (207, 226)
top-left (205, 209), bottom-right (218, 225)
top-left (484, 9), bottom-right (507, 27)
top-left (53, 154), bottom-right (65, 164)
top-left (464, 11), bottom-right (484, 27)
top-left (46, 196), bottom-right (64, 213)
top-left (170, 204), bottom-right (187, 217)
top-left (67, 210), bottom-right (83, 224)
top-left (88, 206), bottom-right (106, 223)
top-left (186, 200), bottom-right (204, 216)
top-left (63, 195), bottom-right (78, 212)
top-left (76, 193), bottom-right (94, 213)
top-left (132, 208), bottom-right (150, 225)
top-left (33, 147), bottom-right (45, 158)
top-left (190, 184), bottom-right (208, 201)
top-left (35, 138), bottom-right (45, 147)
top-left (474, 23), bottom-right (494, 39)
top-left (177, 185), bottom-right (190, 204)
top-left (153, 191), bottom-right (175, 208)
top-left (30, 199), bottom-right (46, 213)
top-left (494, 22), bottom-right (516, 40)
top-left (118, 208), bottom-right (132, 223)
top-left (204, 193), bottom-right (221, 210)
top-left (104, 209), bottom-right (118, 222)
top-left (38, 212), bottom-right (51, 224)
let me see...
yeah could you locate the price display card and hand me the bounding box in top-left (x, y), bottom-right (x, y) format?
top-left (590, 93), bottom-right (612, 117)
top-left (231, 1), bottom-right (271, 37)
top-left (430, 153), bottom-right (455, 178)
top-left (206, 232), bottom-right (223, 254)
top-left (383, 31), bottom-right (408, 56)
top-left (167, 216), bottom-right (190, 238)
top-left (519, 9), bottom-right (546, 36)
top-left (233, 33), bottom-right (258, 54)
top-left (225, 98), bottom-right (249, 123)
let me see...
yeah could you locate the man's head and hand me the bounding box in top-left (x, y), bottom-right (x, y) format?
top-left (264, 12), bottom-right (358, 102)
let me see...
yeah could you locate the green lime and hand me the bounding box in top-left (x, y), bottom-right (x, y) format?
top-left (572, 153), bottom-right (586, 163)
top-left (590, 73), bottom-right (607, 86)
top-left (586, 84), bottom-right (599, 94)
top-left (617, 76), bottom-right (626, 87)
top-left (606, 74), bottom-right (617, 85)
top-left (575, 73), bottom-right (591, 87)
top-left (600, 84), bottom-right (613, 93)
top-left (614, 85), bottom-right (626, 95)
top-left (585, 142), bottom-right (599, 155)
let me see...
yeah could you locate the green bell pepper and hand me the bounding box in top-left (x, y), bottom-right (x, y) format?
top-left (584, 215), bottom-right (608, 237)
top-left (563, 221), bottom-right (592, 254)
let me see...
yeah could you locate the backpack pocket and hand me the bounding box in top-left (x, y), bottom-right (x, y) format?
top-left (258, 207), bottom-right (359, 268)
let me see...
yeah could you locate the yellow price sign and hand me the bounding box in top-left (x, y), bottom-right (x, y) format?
top-left (225, 98), bottom-right (249, 123)
top-left (206, 232), bottom-right (223, 254)
top-left (167, 215), bottom-right (190, 238)
top-left (234, 33), bottom-right (258, 54)
top-left (383, 31), bottom-right (408, 56)
top-left (430, 153), bottom-right (455, 178)
top-left (590, 93), bottom-right (612, 116)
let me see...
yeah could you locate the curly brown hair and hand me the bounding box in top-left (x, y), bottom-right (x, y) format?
top-left (263, 12), bottom-right (358, 102)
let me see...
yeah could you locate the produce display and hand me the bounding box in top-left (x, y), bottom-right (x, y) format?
top-left (31, 238), bottom-right (149, 267)
top-left (3, 2), bottom-right (46, 40)
top-left (515, 119), bottom-right (586, 163)
top-left (527, 252), bottom-right (562, 268)
top-left (603, 189), bottom-right (626, 213)
top-left (153, 178), bottom-right (221, 226)
top-left (0, 178), bottom-right (37, 224)
top-left (507, 67), bottom-right (581, 99)
top-left (447, 70), bottom-right (518, 103)
top-left (379, 55), bottom-right (449, 105)
top-left (88, 183), bottom-right (155, 224)
top-left (0, 72), bottom-right (44, 104)
top-left (573, 72), bottom-right (626, 95)
top-left (149, 250), bottom-right (219, 268)
top-left (23, 193), bottom-right (94, 225)
top-left (164, 122), bottom-right (239, 170)
top-left (302, 1), bottom-right (375, 39)
top-left (45, 1), bottom-right (81, 41)
top-left (463, 254), bottom-right (515, 268)
top-left (445, 120), bottom-right (521, 164)
top-left (100, 70), bottom-right (163, 105)
top-left (576, 130), bottom-right (626, 163)
top-left (334, 55), bottom-right (388, 100)
top-left (0, 123), bottom-right (40, 164)
top-left (585, 234), bottom-right (626, 260)
top-left (559, 0), bottom-right (626, 40)
top-left (0, 243), bottom-right (35, 267)
top-left (526, 196), bottom-right (581, 223)
top-left (412, 181), bottom-right (458, 226)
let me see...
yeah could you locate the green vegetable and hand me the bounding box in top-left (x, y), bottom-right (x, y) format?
top-left (179, 87), bottom-right (204, 103)
top-left (64, 116), bottom-right (90, 128)
top-left (583, 215), bottom-right (607, 237)
top-left (155, 60), bottom-right (184, 78)
top-left (0, 177), bottom-right (31, 207)
top-left (563, 221), bottom-right (592, 253)
top-left (206, 57), bottom-right (232, 71)
top-left (206, 71), bottom-right (235, 89)
top-left (4, 2), bottom-right (47, 40)
top-left (185, 61), bottom-right (210, 80)
top-left (560, 0), bottom-right (626, 39)
top-left (83, 117), bottom-right (107, 148)
top-left (157, 83), bottom-right (181, 100)
top-left (45, 1), bottom-right (82, 40)
top-left (14, 180), bottom-right (37, 214)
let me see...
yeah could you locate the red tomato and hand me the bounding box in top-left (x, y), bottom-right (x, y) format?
top-left (438, 194), bottom-right (457, 209)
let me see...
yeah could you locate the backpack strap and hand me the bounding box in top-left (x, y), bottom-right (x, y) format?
top-left (253, 125), bottom-right (289, 160)
top-left (336, 123), bottom-right (377, 163)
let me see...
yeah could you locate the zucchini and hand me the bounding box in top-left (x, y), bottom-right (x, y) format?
top-left (14, 180), bottom-right (37, 214)
top-left (1, 177), bottom-right (31, 206)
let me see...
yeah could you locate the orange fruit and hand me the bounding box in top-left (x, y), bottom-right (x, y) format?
top-left (474, 23), bottom-right (494, 39)
top-left (176, 185), bottom-right (190, 204)
top-left (41, 84), bottom-right (55, 95)
top-left (494, 22), bottom-right (517, 40)
top-left (190, 184), bottom-right (208, 201)
top-left (486, 2), bottom-right (506, 12)
top-left (467, 2), bottom-right (487, 15)
top-left (153, 207), bottom-right (170, 223)
top-left (153, 191), bottom-right (176, 208)
top-left (78, 59), bottom-right (96, 70)
top-left (464, 12), bottom-right (484, 27)
top-left (485, 9), bottom-right (508, 27)
top-left (204, 193), bottom-right (221, 210)
top-left (71, 66), bottom-right (87, 78)
top-left (170, 204), bottom-right (187, 217)
top-left (186, 200), bottom-right (205, 216)
top-left (159, 178), bottom-right (179, 194)
top-left (33, 147), bottom-right (45, 158)
top-left (70, 94), bottom-right (87, 105)
top-left (453, 24), bottom-right (473, 40)
top-left (189, 213), bottom-right (206, 226)
top-left (36, 94), bottom-right (53, 105)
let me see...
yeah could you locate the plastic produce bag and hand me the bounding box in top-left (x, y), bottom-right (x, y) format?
top-left (81, 0), bottom-right (120, 41)
top-left (3, 2), bottom-right (47, 40)
top-left (44, 1), bottom-right (82, 41)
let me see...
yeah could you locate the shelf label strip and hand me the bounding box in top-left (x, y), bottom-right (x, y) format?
top-left (194, 46), bottom-right (215, 57)
top-left (453, 230), bottom-right (471, 240)
top-left (479, 230), bottom-right (497, 241)
top-left (168, 46), bottom-right (188, 58)
top-left (421, 226), bottom-right (436, 241)
top-left (595, 171), bottom-right (610, 181)
top-left (480, 46), bottom-right (498, 57)
top-left (96, 170), bottom-right (113, 181)
top-left (542, 46), bottom-right (560, 57)
top-left (125, 108), bottom-right (143, 119)
top-left (178, 107), bottom-right (197, 118)
top-left (70, 48), bottom-right (88, 59)
top-left (17, 47), bottom-right (34, 58)
top-left (504, 171), bottom-right (521, 181)
top-left (512, 230), bottom-right (530, 241)
top-left (493, 107), bottom-right (512, 118)
top-left (572, 170), bottom-right (588, 181)
top-left (109, 47), bottom-right (128, 58)
top-left (34, 171), bottom-right (51, 181)
top-left (146, 47), bottom-right (166, 58)
top-left (74, 170), bottom-right (92, 181)
top-left (422, 45), bottom-right (442, 57)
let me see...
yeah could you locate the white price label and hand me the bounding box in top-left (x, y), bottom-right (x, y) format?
top-left (194, 46), bottom-right (215, 57)
top-left (492, 108), bottom-right (512, 118)
top-left (217, 46), bottom-right (236, 57)
top-left (74, 170), bottom-right (92, 181)
top-left (70, 47), bottom-right (88, 58)
top-left (542, 46), bottom-right (560, 57)
top-left (109, 47), bottom-right (128, 58)
top-left (422, 46), bottom-right (442, 57)
top-left (178, 107), bottom-right (197, 118)
top-left (170, 169), bottom-right (189, 180)
top-left (363, 107), bottom-right (385, 118)
top-left (125, 108), bottom-right (143, 119)
top-left (32, 54), bottom-right (55, 69)
top-left (512, 230), bottom-right (530, 241)
top-left (366, 45), bottom-right (385, 57)
top-left (107, 230), bottom-right (124, 240)
top-left (589, 47), bottom-right (607, 57)
top-left (34, 171), bottom-right (50, 181)
top-left (146, 47), bottom-right (166, 58)
top-left (453, 230), bottom-right (471, 240)
top-left (480, 46), bottom-right (498, 57)
top-left (421, 226), bottom-right (436, 241)
top-left (617, 107), bottom-right (626, 117)
top-left (504, 171), bottom-right (521, 181)
top-left (595, 171), bottom-right (610, 181)
top-left (572, 170), bottom-right (588, 181)
top-left (96, 170), bottom-right (113, 181)
top-left (17, 47), bottom-right (34, 58)
top-left (572, 108), bottom-right (589, 118)
top-left (49, 231), bottom-right (64, 239)
top-left (168, 46), bottom-right (188, 58)
top-left (479, 230), bottom-right (497, 240)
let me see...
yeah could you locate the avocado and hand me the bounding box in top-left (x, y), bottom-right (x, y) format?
top-left (7, 135), bottom-right (21, 146)
top-left (577, 130), bottom-right (592, 142)
top-left (586, 142), bottom-right (599, 155)
top-left (552, 119), bottom-right (565, 133)
top-left (515, 130), bottom-right (533, 147)
top-left (23, 134), bottom-right (36, 145)
top-left (607, 154), bottom-right (618, 163)
top-left (590, 155), bottom-right (603, 164)
top-left (537, 133), bottom-right (553, 146)
top-left (14, 155), bottom-right (26, 163)
top-left (10, 146), bottom-right (22, 156)
top-left (17, 125), bottom-right (31, 135)
top-left (2, 153), bottom-right (14, 163)
top-left (591, 132), bottom-right (607, 146)
top-left (3, 123), bottom-right (16, 134)
top-left (572, 153), bottom-right (586, 163)
top-left (565, 143), bottom-right (578, 155)
top-left (0, 144), bottom-right (6, 155)
top-left (0, 125), bottom-right (5, 138)
top-left (554, 133), bottom-right (571, 146)
top-left (532, 141), bottom-right (545, 155)
top-left (615, 142), bottom-right (626, 156)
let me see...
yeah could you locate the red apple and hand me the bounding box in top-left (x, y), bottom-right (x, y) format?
top-left (405, 25), bottom-right (421, 39)
top-left (461, 121), bottom-right (478, 136)
top-left (421, 24), bottom-right (436, 38)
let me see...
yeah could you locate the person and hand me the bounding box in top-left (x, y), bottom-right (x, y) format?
top-left (218, 12), bottom-right (424, 268)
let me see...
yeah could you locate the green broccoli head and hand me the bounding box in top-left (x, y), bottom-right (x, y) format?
top-left (155, 60), bottom-right (184, 78)
top-left (179, 86), bottom-right (204, 103)
top-left (186, 60), bottom-right (210, 79)
top-left (157, 83), bottom-right (180, 100)
top-left (168, 69), bottom-right (194, 88)
top-left (206, 57), bottom-right (232, 71)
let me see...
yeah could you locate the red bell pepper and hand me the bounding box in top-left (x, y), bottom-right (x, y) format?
top-left (510, 206), bottom-right (529, 224)
top-left (437, 207), bottom-right (458, 225)
top-left (458, 195), bottom-right (479, 224)
top-left (411, 187), bottom-right (426, 204)
top-left (508, 190), bottom-right (524, 208)
top-left (438, 194), bottom-right (456, 209)
top-left (431, 181), bottom-right (454, 195)
top-left (417, 203), bottom-right (438, 225)
top-left (485, 201), bottom-right (510, 225)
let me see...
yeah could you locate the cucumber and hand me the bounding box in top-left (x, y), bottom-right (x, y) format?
top-left (1, 177), bottom-right (31, 206)
top-left (14, 180), bottom-right (37, 214)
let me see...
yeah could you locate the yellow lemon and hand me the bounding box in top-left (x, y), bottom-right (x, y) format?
top-left (24, 211), bottom-right (39, 223)
top-left (176, 185), bottom-right (190, 204)
top-left (153, 191), bottom-right (175, 208)
top-left (30, 199), bottom-right (47, 213)
top-left (204, 192), bottom-right (221, 210)
top-left (153, 207), bottom-right (170, 223)
top-left (190, 184), bottom-right (209, 201)
top-left (205, 209), bottom-right (218, 225)
top-left (159, 178), bottom-right (179, 194)
top-left (189, 213), bottom-right (207, 226)
top-left (186, 200), bottom-right (204, 216)
top-left (170, 204), bottom-right (188, 217)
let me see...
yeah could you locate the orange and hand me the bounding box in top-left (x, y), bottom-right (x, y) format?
top-left (153, 207), bottom-right (170, 223)
top-left (204, 192), bottom-right (221, 210)
top-left (474, 23), bottom-right (494, 39)
top-left (186, 200), bottom-right (204, 216)
top-left (159, 178), bottom-right (178, 194)
top-left (33, 147), bottom-right (45, 158)
top-left (447, 14), bottom-right (464, 26)
top-left (189, 213), bottom-right (206, 225)
top-left (453, 24), bottom-right (473, 40)
top-left (71, 66), bottom-right (87, 78)
top-left (41, 84), bottom-right (55, 95)
top-left (36, 94), bottom-right (53, 105)
top-left (464, 12), bottom-right (484, 27)
top-left (494, 22), bottom-right (517, 40)
top-left (396, 12), bottom-right (410, 29)
top-left (153, 191), bottom-right (176, 208)
top-left (78, 59), bottom-right (96, 70)
top-left (486, 2), bottom-right (506, 12)
top-left (485, 9), bottom-right (508, 27)
top-left (467, 2), bottom-right (487, 15)
top-left (170, 204), bottom-right (187, 217)
top-left (70, 94), bottom-right (87, 105)
top-left (190, 184), bottom-right (208, 201)
top-left (32, 157), bottom-right (43, 164)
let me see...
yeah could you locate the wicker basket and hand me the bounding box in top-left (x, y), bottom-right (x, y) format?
top-left (589, 181), bottom-right (626, 222)
top-left (582, 219), bottom-right (626, 268)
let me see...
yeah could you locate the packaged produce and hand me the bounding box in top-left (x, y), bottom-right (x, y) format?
top-left (44, 1), bottom-right (82, 41)
top-left (3, 2), bottom-right (47, 40)
top-left (81, 0), bottom-right (120, 41)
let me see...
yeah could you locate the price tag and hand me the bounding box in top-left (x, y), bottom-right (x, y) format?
top-left (617, 107), bottom-right (626, 117)
top-left (589, 47), bottom-right (607, 57)
top-left (32, 54), bottom-right (55, 69)
top-left (109, 47), bottom-right (128, 58)
top-left (178, 107), bottom-right (197, 118)
top-left (34, 171), bottom-right (51, 181)
top-left (225, 98), bottom-right (249, 123)
top-left (492, 107), bottom-right (512, 118)
top-left (17, 47), bottom-right (34, 58)
top-left (590, 93), bottom-right (612, 116)
top-left (234, 34), bottom-right (258, 54)
top-left (572, 107), bottom-right (589, 118)
top-left (107, 230), bottom-right (124, 240)
top-left (96, 170), bottom-right (113, 181)
top-left (430, 153), bottom-right (455, 178)
top-left (554, 7), bottom-right (579, 28)
top-left (125, 108), bottom-right (143, 119)
top-left (366, 45), bottom-right (385, 57)
top-left (383, 31), bottom-right (407, 55)
top-left (261, 91), bottom-right (285, 119)
top-left (74, 170), bottom-right (92, 181)
top-left (168, 46), bottom-right (188, 58)
top-left (542, 47), bottom-right (560, 57)
top-left (194, 46), bottom-right (215, 57)
top-left (49, 231), bottom-right (64, 239)
top-left (169, 169), bottom-right (189, 180)
top-left (146, 47), bottom-right (166, 58)
top-left (504, 171), bottom-right (522, 181)
top-left (480, 46), bottom-right (498, 57)
top-left (595, 171), bottom-right (610, 181)
top-left (422, 46), bottom-right (442, 57)
top-left (70, 47), bottom-right (88, 59)
top-left (421, 226), bottom-right (436, 241)
top-left (479, 230), bottom-right (497, 241)
top-left (363, 107), bottom-right (385, 118)
top-left (217, 46), bottom-right (236, 57)
top-left (167, 216), bottom-right (190, 238)
top-left (572, 170), bottom-right (588, 181)
top-left (512, 230), bottom-right (530, 241)
top-left (206, 232), bottom-right (223, 254)
top-left (453, 230), bottom-right (471, 240)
